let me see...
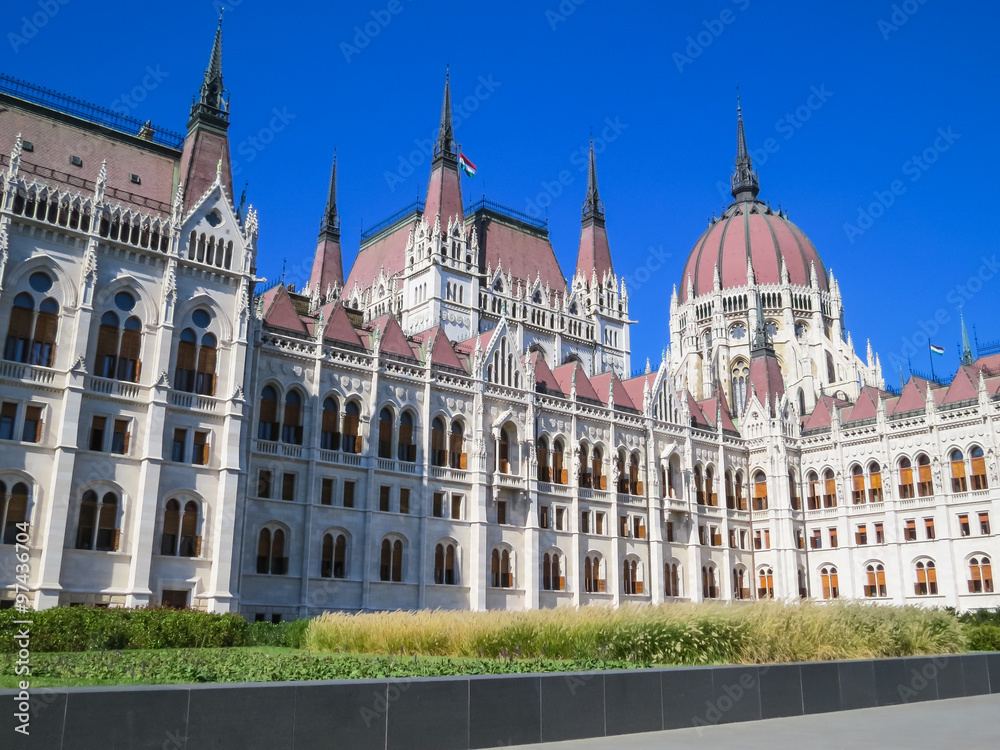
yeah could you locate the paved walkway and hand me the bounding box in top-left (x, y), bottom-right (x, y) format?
top-left (509, 694), bottom-right (1000, 749)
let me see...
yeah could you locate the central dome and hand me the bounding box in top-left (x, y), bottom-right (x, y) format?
top-left (678, 199), bottom-right (828, 303)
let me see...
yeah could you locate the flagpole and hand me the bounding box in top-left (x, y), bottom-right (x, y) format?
top-left (928, 340), bottom-right (936, 382)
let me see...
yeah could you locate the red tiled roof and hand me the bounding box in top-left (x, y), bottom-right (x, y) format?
top-left (622, 372), bottom-right (656, 410)
top-left (942, 366), bottom-right (979, 404)
top-left (321, 301), bottom-right (364, 349)
top-left (843, 386), bottom-right (880, 423)
top-left (686, 391), bottom-right (711, 427)
top-left (747, 353), bottom-right (785, 414)
top-left (590, 371), bottom-right (638, 410)
top-left (414, 326), bottom-right (466, 371)
top-left (473, 216), bottom-right (566, 291)
top-left (310, 236), bottom-right (344, 296)
top-left (343, 220), bottom-right (412, 293)
top-left (890, 377), bottom-right (929, 414)
top-left (576, 221), bottom-right (613, 282)
top-left (261, 285), bottom-right (308, 334)
top-left (455, 329), bottom-right (494, 354)
top-left (531, 352), bottom-right (562, 394)
top-left (179, 128), bottom-right (233, 213)
top-left (424, 162), bottom-right (464, 225)
top-left (553, 361), bottom-right (602, 402)
top-left (367, 315), bottom-right (417, 360)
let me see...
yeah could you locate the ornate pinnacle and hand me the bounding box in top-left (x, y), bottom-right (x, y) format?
top-left (731, 95), bottom-right (760, 202)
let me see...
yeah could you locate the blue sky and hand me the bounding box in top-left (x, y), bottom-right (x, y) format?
top-left (4, 0), bottom-right (998, 381)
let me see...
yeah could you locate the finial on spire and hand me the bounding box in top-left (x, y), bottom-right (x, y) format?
top-left (730, 90), bottom-right (759, 202)
top-left (319, 152), bottom-right (340, 238)
top-left (582, 140), bottom-right (605, 221)
top-left (960, 311), bottom-right (974, 366)
top-left (190, 15), bottom-right (229, 127)
top-left (433, 67), bottom-right (455, 160)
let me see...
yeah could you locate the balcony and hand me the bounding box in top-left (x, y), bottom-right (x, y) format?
top-left (169, 391), bottom-right (221, 413)
top-left (617, 492), bottom-right (645, 506)
top-left (318, 450), bottom-right (362, 467)
top-left (0, 360), bottom-right (62, 387)
top-left (429, 466), bottom-right (470, 482)
top-left (493, 471), bottom-right (524, 489)
top-left (84, 375), bottom-right (143, 400)
top-left (376, 457), bottom-right (420, 476)
top-left (253, 440), bottom-right (303, 459)
top-left (538, 481), bottom-right (572, 497)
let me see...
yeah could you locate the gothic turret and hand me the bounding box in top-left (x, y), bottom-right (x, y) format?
top-left (423, 70), bottom-right (464, 225)
top-left (574, 141), bottom-right (614, 284)
top-left (179, 16), bottom-right (234, 210)
top-left (308, 155), bottom-right (344, 297)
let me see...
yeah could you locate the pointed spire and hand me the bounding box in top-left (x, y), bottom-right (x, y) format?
top-left (730, 92), bottom-right (760, 202)
top-left (190, 14), bottom-right (229, 128)
top-left (751, 292), bottom-right (771, 353)
top-left (319, 153), bottom-right (340, 239)
top-left (434, 67), bottom-right (455, 161)
top-left (961, 312), bottom-right (974, 366)
top-left (582, 141), bottom-right (604, 221)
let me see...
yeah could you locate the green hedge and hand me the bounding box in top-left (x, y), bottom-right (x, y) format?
top-left (0, 608), bottom-right (308, 653)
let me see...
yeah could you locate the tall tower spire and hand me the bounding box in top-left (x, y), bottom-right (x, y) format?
top-left (320, 153), bottom-right (340, 239)
top-left (433, 67), bottom-right (456, 162)
top-left (309, 153), bottom-right (344, 295)
top-left (960, 312), bottom-right (974, 366)
top-left (189, 14), bottom-right (229, 130)
top-left (575, 141), bottom-right (613, 283)
top-left (424, 69), bottom-right (463, 223)
top-left (731, 93), bottom-right (759, 202)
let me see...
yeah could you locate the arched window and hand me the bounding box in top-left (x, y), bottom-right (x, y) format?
top-left (806, 471), bottom-right (820, 510)
top-left (434, 541), bottom-right (457, 584)
top-left (798, 567), bottom-right (808, 599)
top-left (917, 455), bottom-right (933, 497)
top-left (536, 436), bottom-right (550, 482)
top-left (734, 468), bottom-right (745, 509)
top-left (914, 561), bottom-right (937, 596)
top-left (4, 291), bottom-right (59, 366)
top-left (497, 425), bottom-right (512, 473)
top-left (865, 563), bottom-right (887, 598)
top-left (868, 462), bottom-right (883, 503)
top-left (822, 469), bottom-right (837, 508)
top-left (431, 417), bottom-right (447, 466)
top-left (826, 352), bottom-right (836, 383)
top-left (851, 465), bottom-right (865, 504)
top-left (490, 547), bottom-right (513, 588)
top-left (593, 447), bottom-right (605, 490)
top-left (820, 566), bottom-right (839, 599)
top-left (94, 311), bottom-right (142, 381)
top-left (615, 450), bottom-right (627, 493)
top-left (282, 391), bottom-right (303, 444)
top-left (449, 421), bottom-right (466, 469)
top-left (75, 490), bottom-right (119, 551)
top-left (898, 457), bottom-right (915, 499)
top-left (731, 360), bottom-right (749, 411)
top-left (788, 470), bottom-right (800, 510)
top-left (705, 466), bottom-right (716, 506)
top-left (256, 527), bottom-right (287, 575)
top-left (694, 465), bottom-right (704, 505)
top-left (378, 407), bottom-right (393, 459)
top-left (258, 386), bottom-right (279, 441)
top-left (725, 471), bottom-right (736, 509)
top-left (160, 499), bottom-right (201, 557)
top-left (757, 567), bottom-right (774, 599)
top-left (542, 552), bottom-right (561, 591)
top-left (397, 411), bottom-right (416, 462)
top-left (629, 453), bottom-right (642, 496)
top-left (584, 554), bottom-right (604, 593)
top-left (969, 557), bottom-right (994, 593)
top-left (733, 567), bottom-right (748, 599)
top-left (664, 562), bottom-right (681, 597)
top-left (321, 397), bottom-right (340, 450)
top-left (753, 471), bottom-right (768, 510)
top-left (622, 558), bottom-right (642, 595)
top-left (321, 533), bottom-right (347, 579)
top-left (342, 401), bottom-right (362, 454)
top-left (971, 446), bottom-right (988, 490)
top-left (380, 537), bottom-right (403, 582)
top-left (951, 450), bottom-right (967, 493)
top-left (702, 565), bottom-right (718, 599)
top-left (1, 481), bottom-right (30, 544)
top-left (552, 439), bottom-right (566, 485)
top-left (579, 444), bottom-right (591, 487)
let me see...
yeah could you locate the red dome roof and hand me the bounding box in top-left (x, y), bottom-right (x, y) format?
top-left (679, 200), bottom-right (828, 303)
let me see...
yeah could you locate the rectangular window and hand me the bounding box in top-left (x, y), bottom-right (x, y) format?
top-left (581, 512), bottom-right (590, 534)
top-left (764, 529), bottom-right (771, 549)
top-left (875, 522), bottom-right (884, 544)
top-left (399, 488), bottom-right (410, 515)
top-left (497, 500), bottom-right (507, 525)
top-left (22, 405), bottom-right (43, 443)
top-left (924, 518), bottom-right (935, 540)
top-left (343, 481), bottom-right (355, 508)
top-left (111, 419), bottom-right (130, 455)
top-left (450, 494), bottom-right (462, 520)
top-left (811, 529), bottom-right (822, 549)
top-left (257, 470), bottom-right (272, 499)
top-left (321, 478), bottom-right (334, 505)
top-left (596, 512), bottom-right (605, 535)
top-left (539, 505), bottom-right (549, 529)
top-left (753, 529), bottom-right (762, 550)
top-left (959, 513), bottom-right (970, 536)
top-left (795, 529), bottom-right (804, 550)
top-left (979, 512), bottom-right (990, 535)
top-left (740, 529), bottom-right (748, 549)
top-left (701, 525), bottom-right (708, 546)
top-left (91, 416), bottom-right (108, 452)
top-left (829, 528), bottom-right (838, 548)
top-left (379, 485), bottom-right (391, 512)
top-left (433, 491), bottom-right (445, 518)
top-left (192, 431), bottom-right (209, 465)
top-left (170, 427), bottom-right (186, 462)
top-left (556, 507), bottom-right (566, 531)
top-left (0, 403), bottom-right (17, 441)
top-left (729, 529), bottom-right (736, 548)
top-left (639, 517), bottom-right (650, 541)
top-left (620, 515), bottom-right (630, 538)
top-left (281, 473), bottom-right (296, 501)
top-left (904, 519), bottom-right (916, 541)
top-left (856, 524), bottom-right (868, 545)
top-left (666, 520), bottom-right (674, 542)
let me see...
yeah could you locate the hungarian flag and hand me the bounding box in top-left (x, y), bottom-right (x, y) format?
top-left (459, 152), bottom-right (476, 177)
top-left (930, 343), bottom-right (945, 356)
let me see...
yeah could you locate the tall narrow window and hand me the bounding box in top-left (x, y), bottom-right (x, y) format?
top-left (757, 568), bottom-right (774, 599)
top-left (342, 402), bottom-right (361, 454)
top-left (951, 450), bottom-right (968, 493)
top-left (593, 447), bottom-right (605, 490)
top-left (898, 458), bottom-right (915, 499)
top-left (823, 470), bottom-right (837, 507)
top-left (22, 405), bottom-right (43, 443)
top-left (4, 291), bottom-right (59, 366)
top-left (282, 391), bottom-right (303, 445)
top-left (448, 421), bottom-right (464, 468)
top-left (915, 561), bottom-right (937, 596)
top-left (431, 417), bottom-right (447, 466)
top-left (378, 408), bottom-right (393, 459)
top-left (398, 411), bottom-right (416, 462)
top-left (969, 557), bottom-right (993, 593)
top-left (971, 447), bottom-right (988, 490)
top-left (917, 455), bottom-right (933, 497)
top-left (851, 466), bottom-right (865, 504)
top-left (170, 427), bottom-right (187, 461)
top-left (76, 490), bottom-right (119, 551)
top-left (321, 397), bottom-right (340, 450)
top-left (820, 567), bottom-right (839, 599)
top-left (258, 386), bottom-right (279, 441)
top-left (868, 463), bottom-right (883, 503)
top-left (1, 482), bottom-right (30, 544)
top-left (195, 333), bottom-right (217, 396)
top-left (753, 472), bottom-right (768, 510)
top-left (321, 534), bottom-right (334, 578)
top-left (553, 440), bottom-right (566, 485)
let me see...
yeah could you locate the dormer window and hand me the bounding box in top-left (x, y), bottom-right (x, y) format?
top-left (129, 174), bottom-right (141, 185)
top-left (21, 141), bottom-right (34, 152)
top-left (69, 155), bottom-right (83, 167)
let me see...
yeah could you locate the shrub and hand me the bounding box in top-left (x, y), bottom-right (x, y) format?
top-left (965, 624), bottom-right (1000, 652)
